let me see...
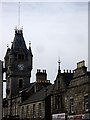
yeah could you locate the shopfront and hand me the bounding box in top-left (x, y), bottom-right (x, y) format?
top-left (52, 113), bottom-right (67, 120)
top-left (68, 115), bottom-right (82, 120)
top-left (82, 113), bottom-right (90, 120)
top-left (52, 113), bottom-right (90, 120)
top-left (68, 113), bottom-right (90, 120)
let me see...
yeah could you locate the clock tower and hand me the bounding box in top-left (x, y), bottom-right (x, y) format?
top-left (4, 28), bottom-right (33, 97)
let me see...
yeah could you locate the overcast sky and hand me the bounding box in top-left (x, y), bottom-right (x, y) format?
top-left (0, 2), bottom-right (88, 97)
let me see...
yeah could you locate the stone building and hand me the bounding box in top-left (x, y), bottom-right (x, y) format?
top-left (3, 28), bottom-right (33, 118)
top-left (51, 60), bottom-right (90, 120)
top-left (2, 28), bottom-right (90, 120)
top-left (66, 61), bottom-right (90, 119)
top-left (19, 84), bottom-right (53, 120)
top-left (18, 69), bottom-right (52, 120)
top-left (2, 28), bottom-right (52, 120)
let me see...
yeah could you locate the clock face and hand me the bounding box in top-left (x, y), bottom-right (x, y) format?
top-left (18, 64), bottom-right (24, 71)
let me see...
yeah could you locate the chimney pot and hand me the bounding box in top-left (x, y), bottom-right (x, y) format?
top-left (37, 69), bottom-right (41, 73)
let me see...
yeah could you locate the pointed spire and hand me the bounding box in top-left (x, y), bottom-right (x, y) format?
top-left (29, 41), bottom-right (31, 48)
top-left (58, 58), bottom-right (61, 73)
top-left (28, 41), bottom-right (33, 56)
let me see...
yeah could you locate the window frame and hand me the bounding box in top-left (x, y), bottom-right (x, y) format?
top-left (38, 103), bottom-right (42, 118)
top-left (26, 105), bottom-right (29, 118)
top-left (84, 95), bottom-right (89, 112)
top-left (33, 104), bottom-right (36, 118)
top-left (70, 98), bottom-right (74, 114)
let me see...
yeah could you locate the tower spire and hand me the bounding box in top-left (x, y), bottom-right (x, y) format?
top-left (58, 58), bottom-right (61, 72)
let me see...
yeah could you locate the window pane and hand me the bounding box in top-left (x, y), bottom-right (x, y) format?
top-left (84, 95), bottom-right (88, 112)
top-left (70, 98), bottom-right (74, 113)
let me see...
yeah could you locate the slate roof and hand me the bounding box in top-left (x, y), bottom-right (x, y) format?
top-left (62, 73), bottom-right (73, 86)
top-left (56, 72), bottom-right (73, 86)
top-left (19, 83), bottom-right (35, 93)
top-left (11, 29), bottom-right (27, 54)
top-left (21, 84), bottom-right (53, 105)
top-left (53, 71), bottom-right (74, 91)
top-left (87, 71), bottom-right (90, 75)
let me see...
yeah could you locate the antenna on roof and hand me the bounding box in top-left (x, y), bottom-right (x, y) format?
top-left (18, 2), bottom-right (20, 29)
top-left (15, 2), bottom-right (23, 33)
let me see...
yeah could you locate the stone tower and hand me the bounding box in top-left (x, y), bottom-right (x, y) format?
top-left (4, 28), bottom-right (33, 97)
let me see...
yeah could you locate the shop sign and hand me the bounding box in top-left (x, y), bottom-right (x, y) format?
top-left (82, 113), bottom-right (90, 120)
top-left (68, 113), bottom-right (90, 120)
top-left (68, 115), bottom-right (82, 120)
top-left (74, 115), bottom-right (82, 119)
top-left (67, 115), bottom-right (74, 120)
top-left (52, 113), bottom-right (66, 120)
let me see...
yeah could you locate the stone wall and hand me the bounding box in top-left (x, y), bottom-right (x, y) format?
top-left (20, 101), bottom-right (45, 120)
top-left (65, 72), bottom-right (89, 115)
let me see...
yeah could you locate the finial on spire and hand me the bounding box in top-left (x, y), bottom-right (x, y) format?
top-left (7, 44), bottom-right (9, 48)
top-left (58, 58), bottom-right (61, 72)
top-left (29, 41), bottom-right (31, 48)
